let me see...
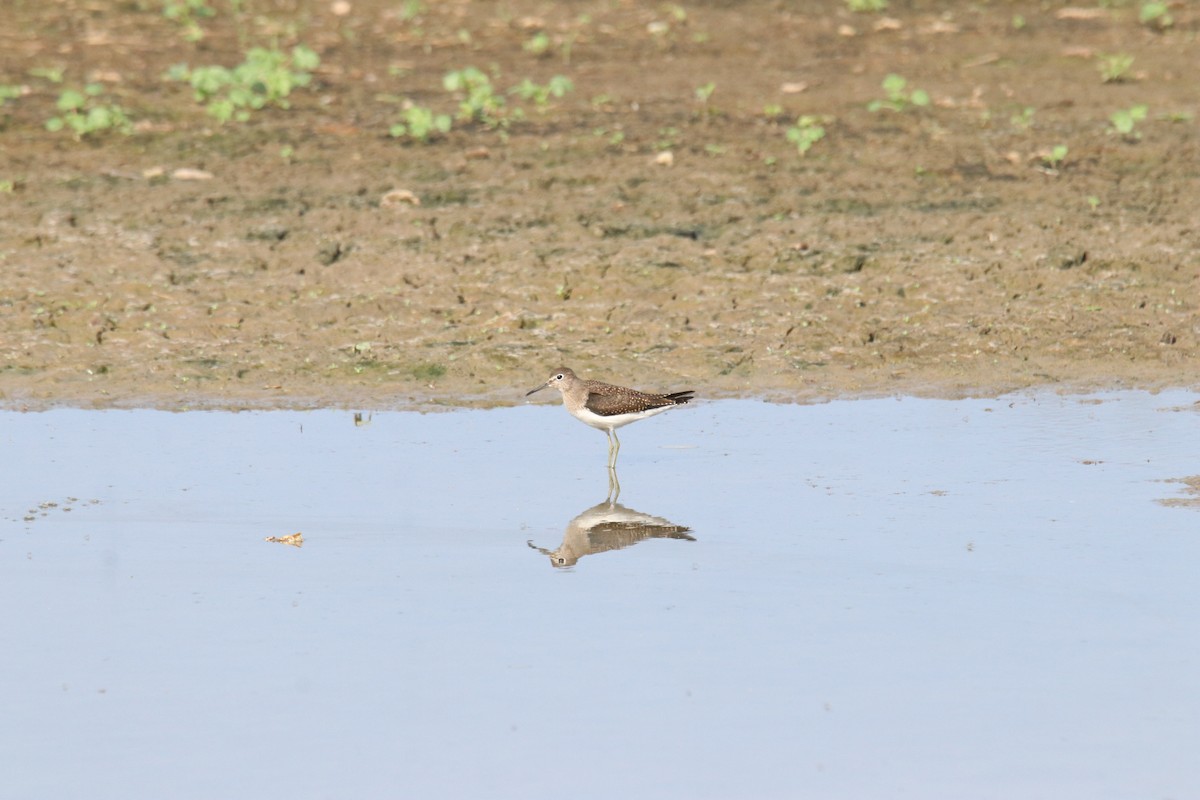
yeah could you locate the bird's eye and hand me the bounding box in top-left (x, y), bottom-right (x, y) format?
top-left (555, 373), bottom-right (564, 380)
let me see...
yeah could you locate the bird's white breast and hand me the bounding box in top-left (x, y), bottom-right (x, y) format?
top-left (568, 403), bottom-right (674, 431)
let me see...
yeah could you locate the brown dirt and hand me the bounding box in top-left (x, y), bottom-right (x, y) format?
top-left (1, 0), bottom-right (1197, 410)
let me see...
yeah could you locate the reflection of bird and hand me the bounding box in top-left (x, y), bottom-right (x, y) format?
top-left (525, 367), bottom-right (694, 468)
top-left (527, 501), bottom-right (694, 569)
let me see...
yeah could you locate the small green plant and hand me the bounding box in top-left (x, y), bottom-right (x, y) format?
top-left (1109, 104), bottom-right (1148, 138)
top-left (1041, 144), bottom-right (1068, 170)
top-left (654, 126), bottom-right (680, 150)
top-left (389, 103), bottom-right (452, 141)
top-left (0, 84), bottom-right (23, 106)
top-left (1139, 1), bottom-right (1173, 29)
top-left (523, 32), bottom-right (551, 57)
top-left (559, 32), bottom-right (578, 65)
top-left (431, 67), bottom-right (577, 134)
top-left (786, 114), bottom-right (829, 155)
top-left (168, 44), bottom-right (320, 123)
top-left (163, 0), bottom-right (215, 42)
top-left (1010, 105), bottom-right (1035, 130)
top-left (399, 0), bottom-right (425, 21)
top-left (444, 66), bottom-right (507, 126)
top-left (28, 66), bottom-right (64, 83)
top-left (762, 104), bottom-right (784, 119)
top-left (845, 0), bottom-right (888, 11)
top-left (411, 362), bottom-right (446, 381)
top-left (868, 74), bottom-right (930, 112)
top-left (694, 82), bottom-right (716, 120)
top-left (1098, 53), bottom-right (1134, 83)
top-left (44, 85), bottom-right (132, 138)
top-left (510, 75), bottom-right (573, 111)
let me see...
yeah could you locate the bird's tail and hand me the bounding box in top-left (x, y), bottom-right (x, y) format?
top-left (665, 390), bottom-right (695, 405)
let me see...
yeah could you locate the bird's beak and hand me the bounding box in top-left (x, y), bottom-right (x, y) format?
top-left (525, 380), bottom-right (550, 397)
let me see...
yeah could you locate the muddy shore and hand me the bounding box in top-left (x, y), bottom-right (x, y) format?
top-left (1, 0), bottom-right (1196, 409)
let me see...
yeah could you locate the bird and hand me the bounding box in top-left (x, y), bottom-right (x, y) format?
top-left (525, 367), bottom-right (694, 469)
top-left (527, 500), bottom-right (694, 569)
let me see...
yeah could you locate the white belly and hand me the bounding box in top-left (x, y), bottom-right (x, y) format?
top-left (568, 404), bottom-right (674, 432)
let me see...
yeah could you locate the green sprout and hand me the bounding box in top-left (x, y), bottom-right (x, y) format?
top-left (868, 74), bottom-right (930, 112)
top-left (559, 32), bottom-right (579, 65)
top-left (0, 84), bottom-right (23, 106)
top-left (1010, 106), bottom-right (1035, 130)
top-left (694, 82), bottom-right (716, 120)
top-left (28, 66), bottom-right (64, 83)
top-left (654, 126), bottom-right (680, 150)
top-left (1098, 53), bottom-right (1134, 83)
top-left (786, 114), bottom-right (829, 155)
top-left (1139, 1), bottom-right (1173, 29)
top-left (1041, 144), bottom-right (1068, 170)
top-left (399, 0), bottom-right (425, 21)
top-left (509, 75), bottom-right (573, 111)
top-left (162, 0), bottom-right (215, 41)
top-left (411, 362), bottom-right (446, 381)
top-left (168, 44), bottom-right (320, 123)
top-left (1109, 104), bottom-right (1148, 139)
top-left (44, 84), bottom-right (132, 138)
top-left (845, 0), bottom-right (888, 11)
top-left (523, 32), bottom-right (551, 57)
top-left (389, 104), bottom-right (452, 141)
top-left (444, 67), bottom-right (507, 126)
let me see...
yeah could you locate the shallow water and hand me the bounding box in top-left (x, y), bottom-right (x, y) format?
top-left (2, 391), bottom-right (1199, 799)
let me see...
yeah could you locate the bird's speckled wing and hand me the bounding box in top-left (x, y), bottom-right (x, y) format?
top-left (583, 382), bottom-right (693, 416)
top-left (585, 522), bottom-right (696, 553)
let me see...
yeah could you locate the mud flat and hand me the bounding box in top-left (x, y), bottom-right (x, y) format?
top-left (1, 1), bottom-right (1196, 409)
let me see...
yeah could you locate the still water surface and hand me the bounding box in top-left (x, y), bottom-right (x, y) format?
top-left (2, 391), bottom-right (1198, 799)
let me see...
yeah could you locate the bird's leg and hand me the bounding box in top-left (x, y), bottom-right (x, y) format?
top-left (611, 429), bottom-right (621, 468)
top-left (607, 464), bottom-right (621, 504)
